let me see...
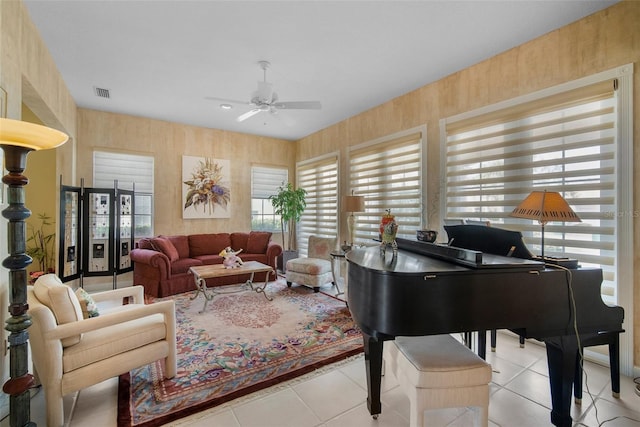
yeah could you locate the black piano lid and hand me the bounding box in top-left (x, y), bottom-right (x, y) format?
top-left (346, 239), bottom-right (544, 275)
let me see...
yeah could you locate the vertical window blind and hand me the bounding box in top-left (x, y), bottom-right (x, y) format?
top-left (443, 79), bottom-right (619, 300)
top-left (296, 155), bottom-right (338, 256)
top-left (348, 132), bottom-right (423, 244)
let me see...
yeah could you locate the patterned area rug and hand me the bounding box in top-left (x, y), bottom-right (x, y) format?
top-left (117, 279), bottom-right (362, 427)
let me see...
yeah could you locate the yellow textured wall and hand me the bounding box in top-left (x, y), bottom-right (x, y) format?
top-left (297, 1), bottom-right (640, 367)
top-left (76, 109), bottom-right (295, 236)
top-left (1, 0), bottom-right (78, 386)
top-left (22, 106), bottom-right (57, 274)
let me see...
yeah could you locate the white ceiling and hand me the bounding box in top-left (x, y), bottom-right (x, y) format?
top-left (23, 0), bottom-right (618, 141)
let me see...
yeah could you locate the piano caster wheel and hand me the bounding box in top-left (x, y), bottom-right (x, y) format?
top-left (575, 397), bottom-right (582, 405)
top-left (612, 391), bottom-right (620, 398)
top-left (491, 347), bottom-right (496, 352)
top-left (372, 414), bottom-right (379, 420)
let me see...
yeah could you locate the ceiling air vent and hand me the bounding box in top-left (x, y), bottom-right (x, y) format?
top-left (94, 87), bottom-right (110, 99)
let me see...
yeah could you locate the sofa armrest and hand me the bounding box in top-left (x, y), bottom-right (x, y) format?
top-left (46, 300), bottom-right (175, 341)
top-left (130, 248), bottom-right (171, 278)
top-left (265, 241), bottom-right (283, 270)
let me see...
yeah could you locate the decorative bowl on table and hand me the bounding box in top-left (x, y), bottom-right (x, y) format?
top-left (416, 229), bottom-right (438, 243)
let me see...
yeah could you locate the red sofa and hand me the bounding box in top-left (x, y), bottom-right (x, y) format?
top-left (130, 232), bottom-right (282, 297)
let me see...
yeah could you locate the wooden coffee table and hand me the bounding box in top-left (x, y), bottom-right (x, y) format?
top-left (189, 261), bottom-right (275, 313)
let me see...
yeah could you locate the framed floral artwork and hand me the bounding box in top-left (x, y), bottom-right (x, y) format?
top-left (182, 156), bottom-right (231, 219)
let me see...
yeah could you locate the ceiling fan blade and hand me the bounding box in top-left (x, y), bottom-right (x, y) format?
top-left (204, 96), bottom-right (249, 106)
top-left (236, 108), bottom-right (261, 122)
top-left (272, 101), bottom-right (321, 110)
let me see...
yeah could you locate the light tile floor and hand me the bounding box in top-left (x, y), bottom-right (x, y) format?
top-left (8, 332), bottom-right (640, 427)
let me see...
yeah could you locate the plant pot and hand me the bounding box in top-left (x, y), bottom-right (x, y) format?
top-left (277, 250), bottom-right (299, 273)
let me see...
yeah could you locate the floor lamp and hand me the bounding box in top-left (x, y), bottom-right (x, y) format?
top-left (341, 191), bottom-right (365, 249)
top-left (509, 190), bottom-right (581, 260)
top-left (1, 118), bottom-right (68, 427)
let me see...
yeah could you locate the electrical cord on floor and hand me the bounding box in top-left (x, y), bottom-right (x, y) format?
top-left (549, 263), bottom-right (640, 427)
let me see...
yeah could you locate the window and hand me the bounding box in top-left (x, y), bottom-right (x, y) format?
top-left (348, 129), bottom-right (424, 244)
top-left (442, 63), bottom-right (635, 314)
top-left (93, 151), bottom-right (154, 237)
top-left (251, 166), bottom-right (288, 231)
top-left (296, 155), bottom-right (339, 256)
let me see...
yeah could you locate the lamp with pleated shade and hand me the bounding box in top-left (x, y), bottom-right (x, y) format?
top-left (509, 190), bottom-right (581, 260)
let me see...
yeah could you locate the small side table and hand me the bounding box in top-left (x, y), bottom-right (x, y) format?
top-left (330, 251), bottom-right (347, 297)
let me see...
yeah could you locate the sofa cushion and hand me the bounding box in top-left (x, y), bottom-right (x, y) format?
top-left (247, 231), bottom-right (272, 253)
top-left (193, 255), bottom-right (224, 265)
top-left (151, 237), bottom-right (179, 262)
top-left (189, 233), bottom-right (231, 257)
top-left (33, 274), bottom-right (83, 347)
top-left (230, 232), bottom-right (249, 252)
top-left (172, 258), bottom-right (204, 274)
top-left (164, 235), bottom-right (190, 259)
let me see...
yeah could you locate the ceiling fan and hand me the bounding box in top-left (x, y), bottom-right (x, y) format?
top-left (206, 61), bottom-right (321, 123)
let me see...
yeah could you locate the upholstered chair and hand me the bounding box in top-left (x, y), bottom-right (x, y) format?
top-left (27, 274), bottom-right (177, 427)
top-left (285, 235), bottom-right (337, 293)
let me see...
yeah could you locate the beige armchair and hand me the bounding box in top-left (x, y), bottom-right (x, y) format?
top-left (27, 274), bottom-right (177, 427)
top-left (285, 235), bottom-right (337, 293)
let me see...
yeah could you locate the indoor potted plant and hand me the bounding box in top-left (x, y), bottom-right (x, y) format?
top-left (270, 182), bottom-right (307, 272)
top-left (26, 212), bottom-right (56, 281)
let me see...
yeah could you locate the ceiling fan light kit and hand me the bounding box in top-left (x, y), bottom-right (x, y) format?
top-left (207, 60), bottom-right (321, 123)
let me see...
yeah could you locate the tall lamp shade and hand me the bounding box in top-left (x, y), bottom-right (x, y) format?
top-left (509, 190), bottom-right (581, 260)
top-left (341, 192), bottom-right (365, 247)
top-left (1, 118), bottom-right (68, 427)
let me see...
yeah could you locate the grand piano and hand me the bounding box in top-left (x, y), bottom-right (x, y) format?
top-left (346, 235), bottom-right (624, 427)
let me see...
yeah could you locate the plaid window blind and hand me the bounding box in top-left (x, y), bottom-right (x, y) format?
top-left (348, 131), bottom-right (423, 244)
top-left (296, 155), bottom-right (338, 256)
top-left (443, 79), bottom-right (621, 301)
top-left (251, 166), bottom-right (288, 199)
top-left (93, 151), bottom-right (154, 237)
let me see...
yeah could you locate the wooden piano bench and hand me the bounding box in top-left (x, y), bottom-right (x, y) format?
top-left (384, 334), bottom-right (492, 427)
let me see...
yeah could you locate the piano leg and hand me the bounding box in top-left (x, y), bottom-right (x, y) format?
top-left (478, 330), bottom-right (487, 359)
top-left (362, 333), bottom-right (383, 418)
top-left (545, 336), bottom-right (579, 427)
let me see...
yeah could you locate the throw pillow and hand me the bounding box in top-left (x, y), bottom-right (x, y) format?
top-left (163, 235), bottom-right (190, 259)
top-left (151, 237), bottom-right (179, 262)
top-left (33, 273), bottom-right (83, 347)
top-left (247, 231), bottom-right (272, 253)
top-left (75, 288), bottom-right (100, 318)
top-left (136, 238), bottom-right (154, 250)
